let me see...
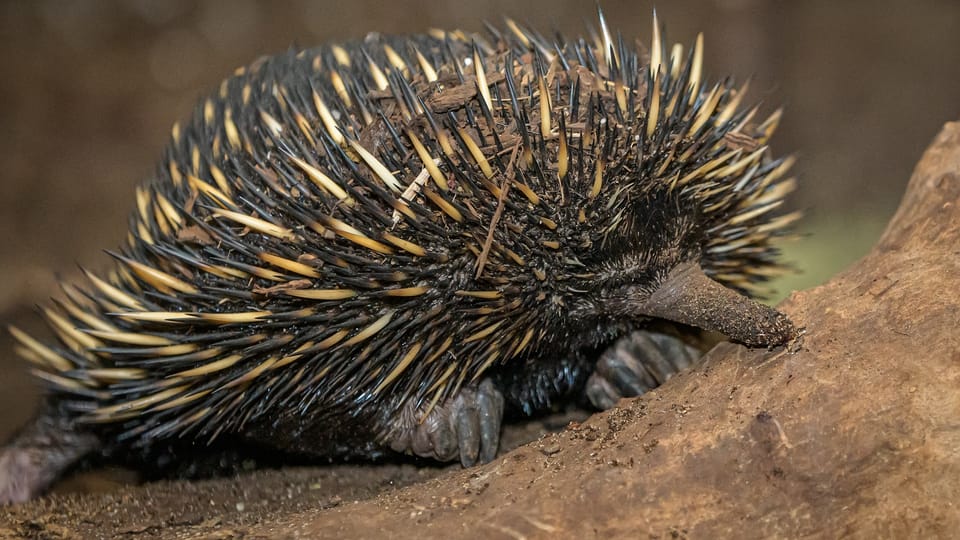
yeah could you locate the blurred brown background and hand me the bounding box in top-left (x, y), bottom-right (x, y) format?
top-left (1, 0), bottom-right (958, 440)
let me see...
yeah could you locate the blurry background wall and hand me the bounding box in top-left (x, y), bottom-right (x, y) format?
top-left (1, 0), bottom-right (958, 437)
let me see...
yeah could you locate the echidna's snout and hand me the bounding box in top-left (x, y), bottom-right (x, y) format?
top-left (637, 262), bottom-right (795, 348)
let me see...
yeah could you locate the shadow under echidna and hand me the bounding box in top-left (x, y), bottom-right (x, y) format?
top-left (0, 10), bottom-right (798, 504)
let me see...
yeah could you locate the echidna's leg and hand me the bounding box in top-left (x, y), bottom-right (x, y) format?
top-left (491, 348), bottom-right (597, 417)
top-left (382, 378), bottom-right (505, 467)
top-left (0, 406), bottom-right (100, 504)
top-left (585, 331), bottom-right (701, 410)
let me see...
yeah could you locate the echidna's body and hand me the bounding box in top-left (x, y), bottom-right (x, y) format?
top-left (1, 13), bottom-right (797, 503)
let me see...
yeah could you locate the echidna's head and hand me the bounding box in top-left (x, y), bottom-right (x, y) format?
top-left (536, 160), bottom-right (794, 350)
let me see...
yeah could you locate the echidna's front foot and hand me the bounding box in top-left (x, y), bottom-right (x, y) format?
top-left (384, 378), bottom-right (505, 467)
top-left (585, 331), bottom-right (701, 410)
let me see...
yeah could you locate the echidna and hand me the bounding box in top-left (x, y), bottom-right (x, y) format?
top-left (0, 11), bottom-right (798, 504)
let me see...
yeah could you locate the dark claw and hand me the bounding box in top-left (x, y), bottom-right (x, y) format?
top-left (475, 379), bottom-right (504, 464)
top-left (427, 415), bottom-right (458, 462)
top-left (456, 403), bottom-right (481, 467)
top-left (606, 361), bottom-right (654, 395)
top-left (585, 331), bottom-right (701, 410)
top-left (585, 375), bottom-right (619, 411)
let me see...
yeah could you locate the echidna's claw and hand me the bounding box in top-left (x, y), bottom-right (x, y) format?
top-left (475, 380), bottom-right (504, 464)
top-left (585, 331), bottom-right (701, 410)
